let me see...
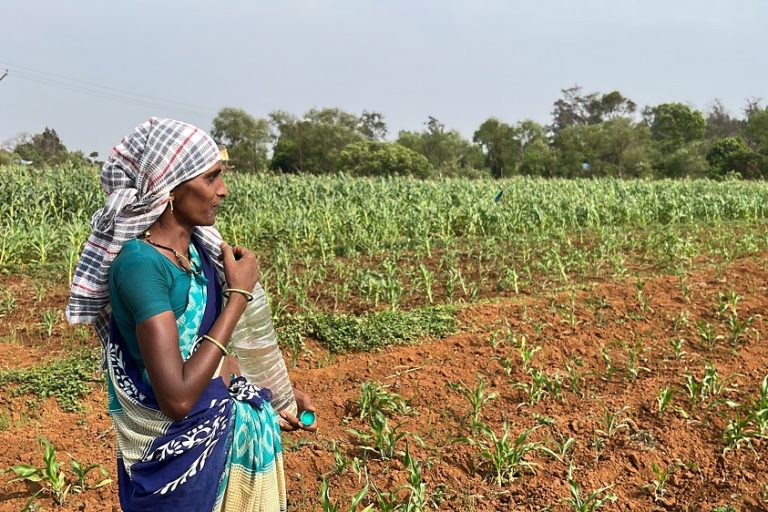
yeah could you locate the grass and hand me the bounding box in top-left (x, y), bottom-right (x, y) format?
top-left (299, 306), bottom-right (456, 352)
top-left (0, 348), bottom-right (101, 413)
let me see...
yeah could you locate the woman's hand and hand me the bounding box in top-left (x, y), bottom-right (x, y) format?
top-left (220, 242), bottom-right (260, 292)
top-left (278, 387), bottom-right (317, 433)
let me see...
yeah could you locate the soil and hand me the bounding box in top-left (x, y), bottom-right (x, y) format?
top-left (1, 254), bottom-right (767, 511)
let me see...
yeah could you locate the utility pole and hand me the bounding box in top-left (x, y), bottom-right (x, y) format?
top-left (0, 69), bottom-right (8, 82)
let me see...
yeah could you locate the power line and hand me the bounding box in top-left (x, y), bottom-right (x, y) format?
top-left (0, 60), bottom-right (219, 115)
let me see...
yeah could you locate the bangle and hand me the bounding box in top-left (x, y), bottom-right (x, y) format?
top-left (202, 335), bottom-right (228, 356)
top-left (223, 288), bottom-right (254, 302)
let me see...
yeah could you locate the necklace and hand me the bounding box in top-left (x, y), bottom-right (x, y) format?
top-left (141, 231), bottom-right (201, 275)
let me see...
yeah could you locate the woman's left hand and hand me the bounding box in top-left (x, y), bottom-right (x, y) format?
top-left (278, 386), bottom-right (318, 433)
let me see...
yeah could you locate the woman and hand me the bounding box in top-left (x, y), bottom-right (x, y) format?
top-left (66, 118), bottom-right (315, 511)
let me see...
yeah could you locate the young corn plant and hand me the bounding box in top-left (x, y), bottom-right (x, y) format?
top-left (657, 387), bottom-right (675, 415)
top-left (565, 464), bottom-right (617, 512)
top-left (643, 462), bottom-right (679, 503)
top-left (595, 406), bottom-right (634, 441)
top-left (319, 477), bottom-right (371, 512)
top-left (358, 382), bottom-right (411, 420)
top-left (748, 374), bottom-right (768, 435)
top-left (9, 438), bottom-right (109, 509)
top-left (624, 341), bottom-right (650, 383)
top-left (722, 412), bottom-right (758, 454)
top-left (349, 411), bottom-right (420, 460)
top-left (516, 335), bottom-right (541, 370)
top-left (667, 337), bottom-right (686, 360)
top-left (695, 320), bottom-right (723, 352)
top-left (460, 423), bottom-right (545, 486)
top-left (449, 376), bottom-right (498, 433)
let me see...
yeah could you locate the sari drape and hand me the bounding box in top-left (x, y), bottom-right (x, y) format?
top-left (107, 241), bottom-right (286, 511)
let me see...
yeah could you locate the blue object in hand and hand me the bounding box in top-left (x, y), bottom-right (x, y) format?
top-left (299, 410), bottom-right (316, 426)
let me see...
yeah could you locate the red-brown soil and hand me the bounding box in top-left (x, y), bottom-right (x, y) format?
top-left (1, 255), bottom-right (767, 511)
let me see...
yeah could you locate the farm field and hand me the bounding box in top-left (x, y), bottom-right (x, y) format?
top-left (1, 167), bottom-right (767, 511)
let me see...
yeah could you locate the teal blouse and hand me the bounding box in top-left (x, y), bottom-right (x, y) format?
top-left (108, 239), bottom-right (192, 370)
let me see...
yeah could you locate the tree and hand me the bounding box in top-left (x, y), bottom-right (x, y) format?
top-left (358, 111), bottom-right (388, 141)
top-left (706, 137), bottom-right (761, 178)
top-left (553, 119), bottom-right (653, 178)
top-left (551, 86), bottom-right (636, 132)
top-left (211, 108), bottom-right (271, 172)
top-left (13, 128), bottom-right (70, 167)
top-left (338, 141), bottom-right (433, 178)
top-left (648, 103), bottom-right (706, 150)
top-left (473, 118), bottom-right (518, 178)
top-left (705, 100), bottom-right (744, 139)
top-left (397, 116), bottom-right (482, 175)
top-left (745, 107), bottom-right (768, 153)
top-left (270, 108), bottom-right (365, 173)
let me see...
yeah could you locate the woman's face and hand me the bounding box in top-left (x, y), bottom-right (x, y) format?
top-left (172, 162), bottom-right (228, 226)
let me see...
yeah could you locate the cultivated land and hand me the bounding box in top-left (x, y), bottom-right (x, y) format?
top-left (1, 168), bottom-right (767, 511)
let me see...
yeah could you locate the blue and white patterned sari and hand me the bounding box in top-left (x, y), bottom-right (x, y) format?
top-left (106, 241), bottom-right (287, 511)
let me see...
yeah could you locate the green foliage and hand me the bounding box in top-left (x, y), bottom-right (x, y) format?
top-left (319, 477), bottom-right (371, 512)
top-left (349, 410), bottom-right (414, 459)
top-left (650, 103), bottom-right (707, 149)
top-left (0, 348), bottom-right (100, 412)
top-left (9, 438), bottom-right (110, 510)
top-left (565, 465), bottom-right (617, 511)
top-left (358, 382), bottom-right (411, 420)
top-left (211, 107), bottom-right (271, 172)
top-left (706, 137), bottom-right (761, 178)
top-left (460, 422), bottom-right (545, 486)
top-left (270, 108), bottom-right (365, 173)
top-left (338, 140), bottom-right (433, 178)
top-left (448, 376), bottom-right (498, 432)
top-left (551, 85), bottom-right (637, 132)
top-left (304, 306), bottom-right (456, 353)
top-left (397, 116), bottom-right (484, 175)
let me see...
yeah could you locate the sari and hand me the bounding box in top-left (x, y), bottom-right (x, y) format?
top-left (106, 241), bottom-right (287, 511)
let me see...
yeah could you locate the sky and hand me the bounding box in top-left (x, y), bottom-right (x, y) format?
top-left (1, 0), bottom-right (766, 154)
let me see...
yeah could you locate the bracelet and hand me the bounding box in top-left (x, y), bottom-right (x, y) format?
top-left (223, 288), bottom-right (254, 302)
top-left (202, 335), bottom-right (228, 356)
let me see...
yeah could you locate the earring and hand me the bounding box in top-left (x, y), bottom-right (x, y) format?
top-left (169, 194), bottom-right (175, 213)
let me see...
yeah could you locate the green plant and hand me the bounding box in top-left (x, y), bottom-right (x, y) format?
top-left (695, 320), bottom-right (723, 351)
top-left (516, 335), bottom-right (541, 370)
top-left (0, 349), bottom-right (100, 412)
top-left (319, 477), bottom-right (371, 512)
top-left (600, 345), bottom-right (617, 381)
top-left (595, 406), bottom-right (633, 440)
top-left (643, 462), bottom-right (679, 502)
top-left (657, 387), bottom-right (674, 415)
top-left (565, 465), bottom-right (617, 511)
top-left (449, 376), bottom-right (498, 432)
top-left (624, 341), bottom-right (650, 382)
top-left (10, 438), bottom-right (70, 508)
top-left (349, 411), bottom-right (414, 459)
top-left (460, 422), bottom-right (545, 486)
top-left (723, 412), bottom-right (758, 454)
top-left (9, 438), bottom-right (109, 510)
top-left (358, 382), bottom-right (410, 420)
top-left (668, 337), bottom-right (686, 359)
top-left (68, 456), bottom-right (111, 494)
top-left (40, 308), bottom-right (59, 337)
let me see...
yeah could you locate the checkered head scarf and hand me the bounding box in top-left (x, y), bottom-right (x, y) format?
top-left (66, 117), bottom-right (225, 342)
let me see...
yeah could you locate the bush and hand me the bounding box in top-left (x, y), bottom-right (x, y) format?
top-left (338, 141), bottom-right (434, 178)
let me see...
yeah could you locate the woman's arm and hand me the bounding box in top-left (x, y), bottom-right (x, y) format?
top-left (136, 242), bottom-right (258, 420)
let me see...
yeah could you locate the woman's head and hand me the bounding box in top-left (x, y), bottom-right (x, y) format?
top-left (169, 161), bottom-right (228, 227)
top-left (67, 118), bottom-right (227, 326)
top-left (101, 118), bottom-right (222, 218)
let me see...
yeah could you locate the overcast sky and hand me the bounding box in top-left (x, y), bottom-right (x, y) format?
top-left (1, 0), bottom-right (766, 154)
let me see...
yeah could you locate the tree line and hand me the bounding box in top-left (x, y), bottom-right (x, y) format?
top-left (4, 86), bottom-right (768, 179)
